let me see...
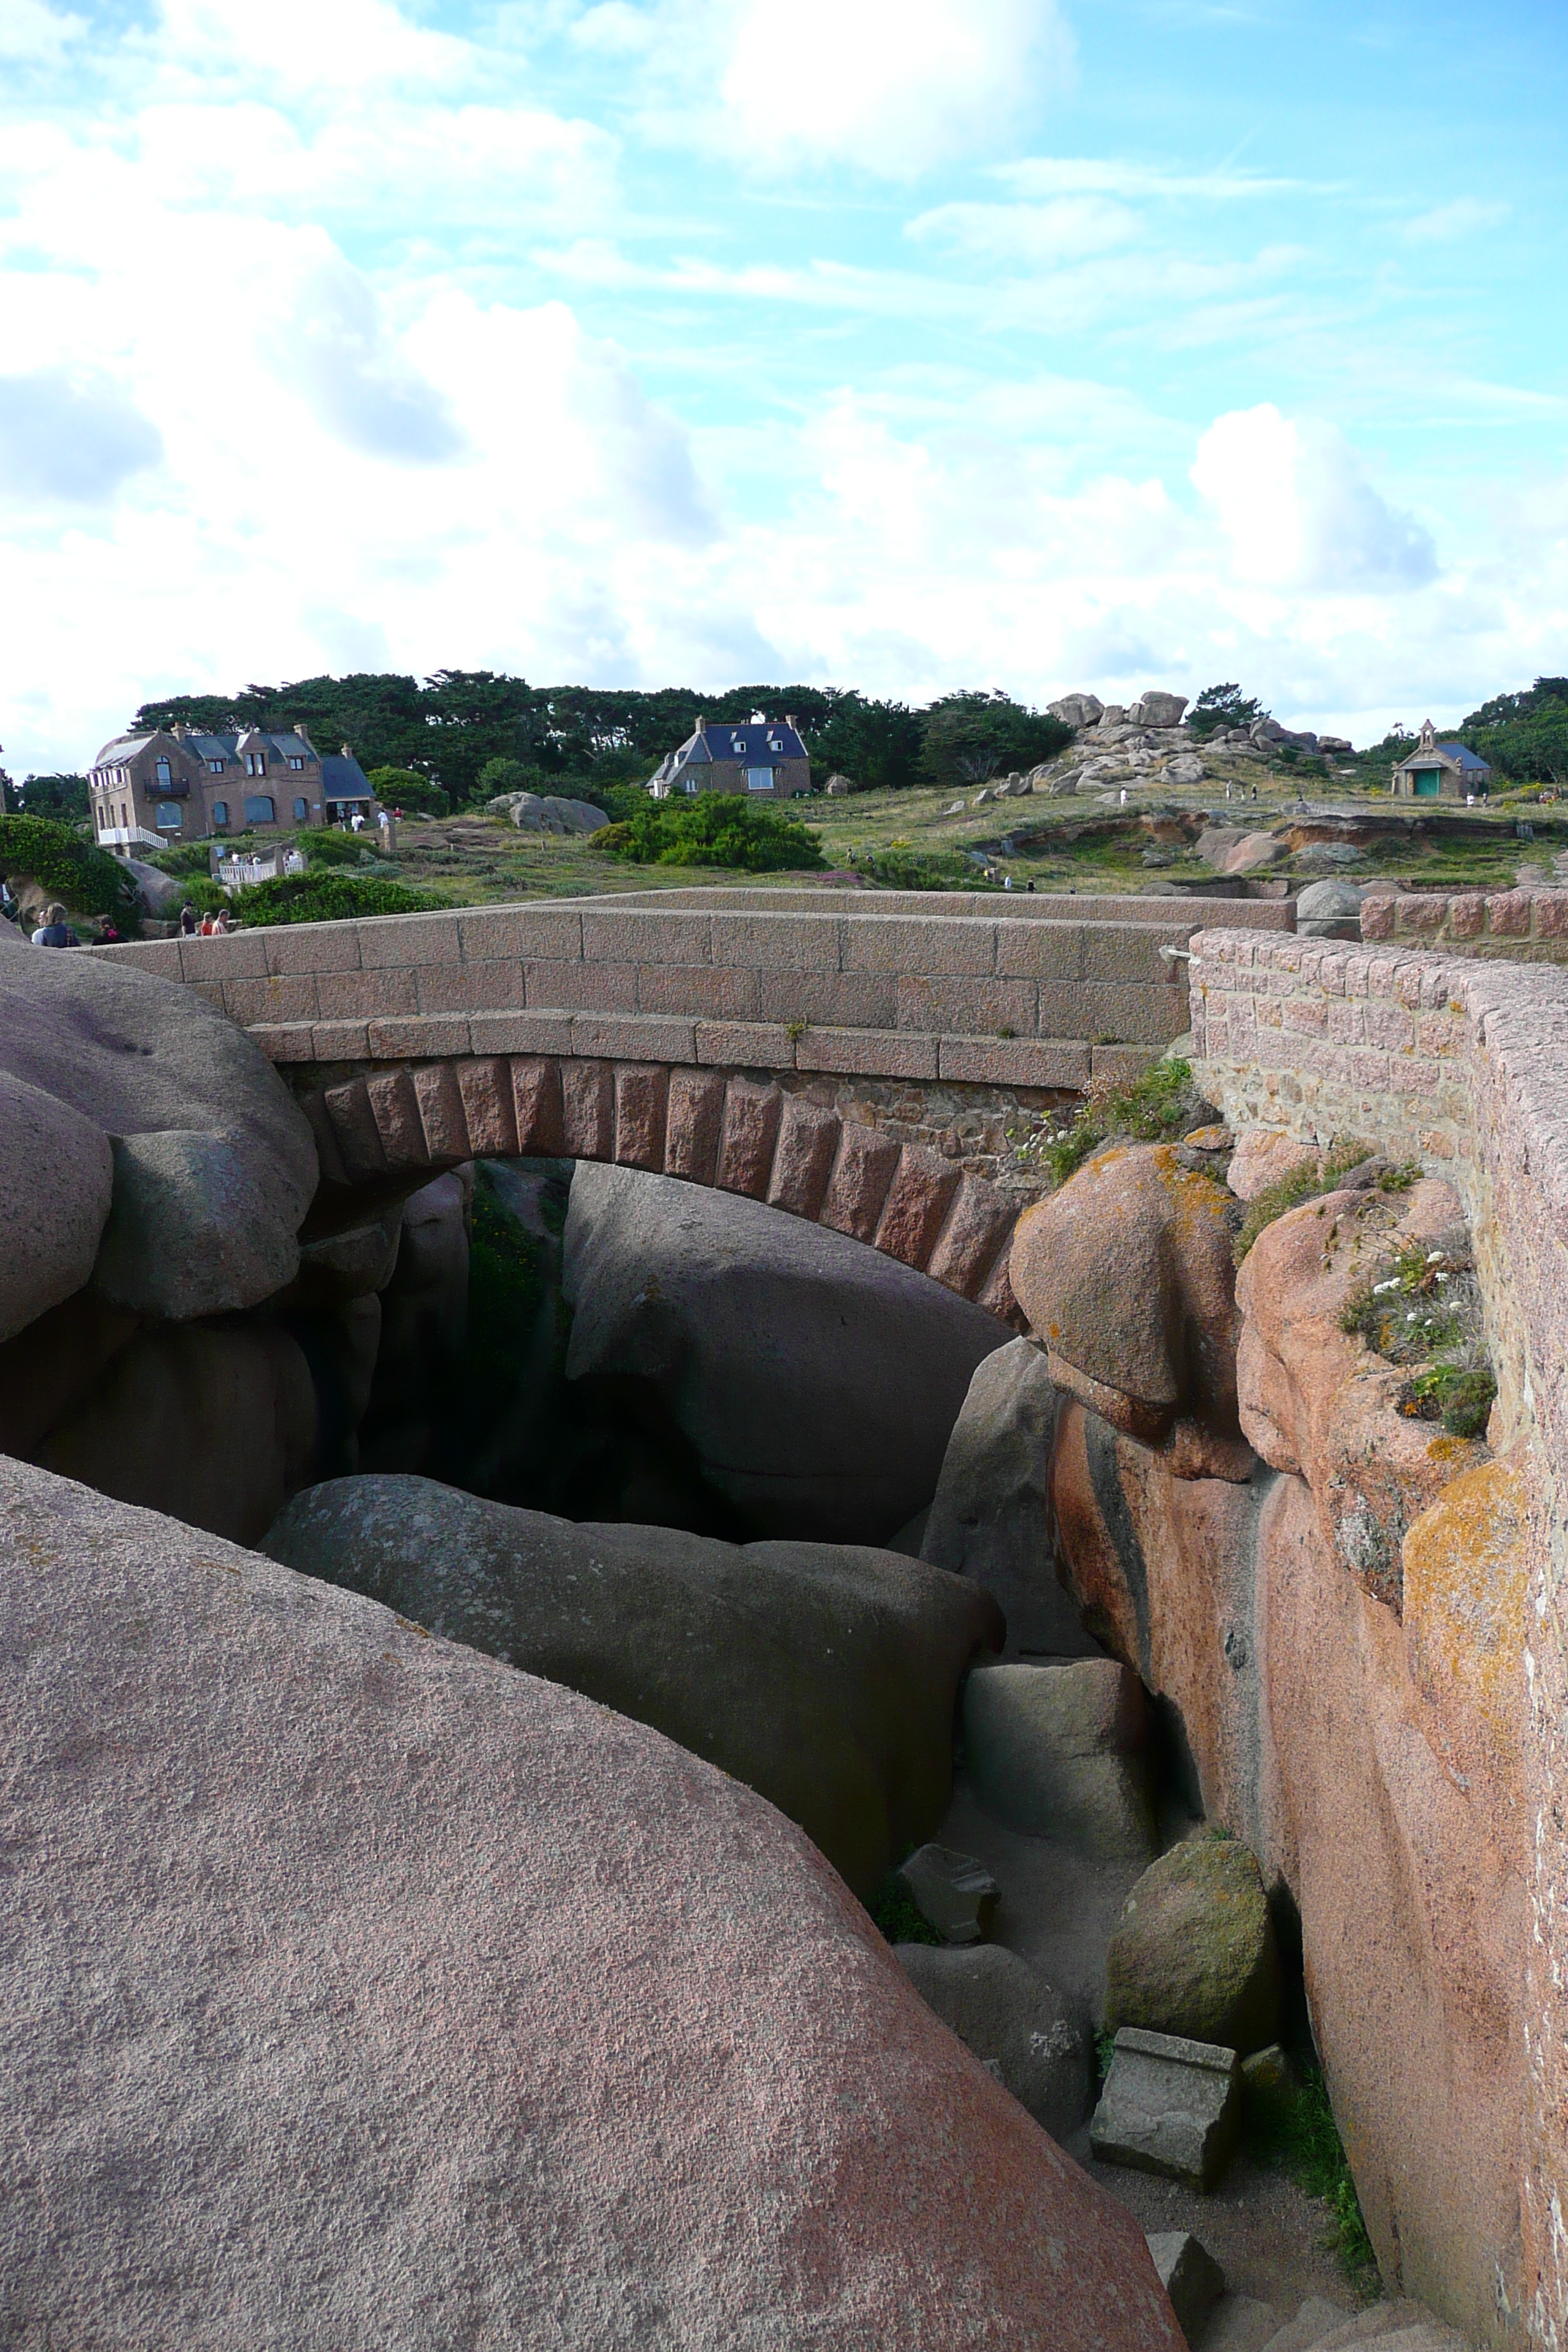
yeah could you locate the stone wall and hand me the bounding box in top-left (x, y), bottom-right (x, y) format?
top-left (94, 889), bottom-right (1294, 1087)
top-left (1362, 887), bottom-right (1568, 965)
top-left (1191, 926), bottom-right (1568, 2348)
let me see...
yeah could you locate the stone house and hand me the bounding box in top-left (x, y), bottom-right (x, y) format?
top-left (1390, 719), bottom-right (1493, 800)
top-left (649, 715), bottom-right (810, 802)
top-left (88, 724), bottom-right (376, 850)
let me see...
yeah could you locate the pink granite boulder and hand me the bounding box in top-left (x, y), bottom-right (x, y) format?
top-left (1009, 1143), bottom-right (1254, 1480)
top-left (0, 1457), bottom-right (1183, 2351)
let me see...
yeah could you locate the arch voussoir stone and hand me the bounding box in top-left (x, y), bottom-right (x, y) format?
top-left (304, 1051), bottom-right (1022, 1319)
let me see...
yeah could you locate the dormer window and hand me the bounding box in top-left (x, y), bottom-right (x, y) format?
top-left (287, 755), bottom-right (305, 772)
top-left (246, 752), bottom-right (266, 777)
top-left (208, 758), bottom-right (225, 774)
top-left (154, 756), bottom-right (173, 789)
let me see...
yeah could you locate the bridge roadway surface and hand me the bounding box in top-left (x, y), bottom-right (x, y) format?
top-left (99, 887), bottom-right (1292, 1319)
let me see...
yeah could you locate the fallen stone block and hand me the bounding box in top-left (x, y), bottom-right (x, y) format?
top-left (897, 1842), bottom-right (1000, 1945)
top-left (1090, 2026), bottom-right (1241, 2190)
top-left (1145, 2231), bottom-right (1226, 2342)
top-left (964, 1658), bottom-right (1156, 1858)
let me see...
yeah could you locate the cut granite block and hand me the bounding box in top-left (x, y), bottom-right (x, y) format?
top-left (1090, 2026), bottom-right (1240, 2190)
top-left (896, 1843), bottom-right (1000, 1948)
top-left (1145, 2231), bottom-right (1226, 2342)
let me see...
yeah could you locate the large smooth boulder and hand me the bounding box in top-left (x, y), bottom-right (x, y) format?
top-left (0, 1071), bottom-right (114, 1341)
top-left (489, 790), bottom-right (608, 835)
top-left (1104, 1836), bottom-right (1282, 2053)
top-left (1294, 877), bottom-right (1365, 937)
top-left (1009, 1142), bottom-right (1253, 1481)
top-left (0, 944), bottom-right (316, 1319)
top-left (37, 1321), bottom-right (318, 1545)
top-left (1049, 693), bottom-right (1104, 729)
top-left (263, 1473), bottom-right (1004, 1902)
top-left (1128, 692), bottom-right (1188, 729)
top-left (896, 1941), bottom-right (1093, 2136)
top-left (562, 1163), bottom-right (1006, 1544)
top-left (921, 1336), bottom-right (1101, 1657)
top-left (0, 1457), bottom-right (1186, 2352)
top-left (963, 1658), bottom-right (1156, 1859)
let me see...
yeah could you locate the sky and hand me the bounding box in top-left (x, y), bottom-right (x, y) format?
top-left (1, 0), bottom-right (1566, 774)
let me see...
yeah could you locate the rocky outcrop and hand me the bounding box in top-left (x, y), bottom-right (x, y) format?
top-left (0, 1456), bottom-right (1183, 2352)
top-left (0, 940), bottom-right (317, 1319)
top-left (263, 1473), bottom-right (1004, 1901)
top-left (37, 1320), bottom-right (318, 1545)
top-left (563, 1162), bottom-right (1005, 1544)
top-left (1016, 1172), bottom-right (1531, 2343)
top-left (895, 1941), bottom-right (1092, 2137)
top-left (962, 1658), bottom-right (1155, 1859)
top-left (919, 1335), bottom-right (1100, 1656)
top-left (358, 1169), bottom-right (472, 1474)
top-left (486, 789), bottom-right (609, 834)
top-left (1235, 1177), bottom-right (1485, 1612)
top-left (0, 1071), bottom-right (114, 1341)
top-left (1009, 1142), bottom-right (1254, 1481)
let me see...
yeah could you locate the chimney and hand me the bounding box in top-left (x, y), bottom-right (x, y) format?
top-left (340, 743), bottom-right (353, 758)
top-left (695, 714), bottom-right (705, 733)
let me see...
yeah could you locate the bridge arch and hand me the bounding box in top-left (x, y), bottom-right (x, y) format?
top-left (296, 1052), bottom-right (1025, 1324)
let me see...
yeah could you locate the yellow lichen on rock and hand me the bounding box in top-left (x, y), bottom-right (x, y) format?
top-left (1402, 1452), bottom-right (1529, 1812)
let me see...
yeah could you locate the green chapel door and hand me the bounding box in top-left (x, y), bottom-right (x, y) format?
top-left (1413, 768), bottom-right (1441, 796)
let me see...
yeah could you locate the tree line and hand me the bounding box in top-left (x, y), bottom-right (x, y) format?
top-left (112, 672), bottom-right (1071, 811)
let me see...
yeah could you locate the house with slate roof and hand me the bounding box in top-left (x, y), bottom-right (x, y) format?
top-left (88, 723), bottom-right (375, 851)
top-left (1391, 719), bottom-right (1493, 801)
top-left (649, 714), bottom-right (810, 802)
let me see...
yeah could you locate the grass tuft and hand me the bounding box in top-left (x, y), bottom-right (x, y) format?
top-left (1251, 2065), bottom-right (1378, 2284)
top-left (1013, 1056), bottom-right (1206, 1188)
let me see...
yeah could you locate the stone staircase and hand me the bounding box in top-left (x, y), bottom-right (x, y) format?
top-left (1253, 2297), bottom-right (1470, 2352)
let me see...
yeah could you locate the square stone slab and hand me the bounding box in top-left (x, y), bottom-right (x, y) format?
top-left (1090, 2026), bottom-right (1241, 2190)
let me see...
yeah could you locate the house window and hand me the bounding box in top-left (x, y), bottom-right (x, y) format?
top-left (154, 756), bottom-right (173, 789)
top-left (154, 803), bottom-right (182, 830)
top-left (212, 801), bottom-right (229, 828)
top-left (287, 755), bottom-right (305, 772)
top-left (208, 758), bottom-right (225, 774)
top-left (745, 767), bottom-right (774, 792)
top-left (120, 802), bottom-right (128, 827)
top-left (244, 794), bottom-right (276, 824)
top-left (683, 776), bottom-right (699, 794)
top-left (246, 753), bottom-right (266, 777)
top-left (293, 796), bottom-right (309, 822)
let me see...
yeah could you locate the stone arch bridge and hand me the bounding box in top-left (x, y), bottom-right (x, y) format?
top-left (100, 885), bottom-right (1292, 1319)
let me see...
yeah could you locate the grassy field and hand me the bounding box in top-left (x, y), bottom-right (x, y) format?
top-left (371, 753), bottom-right (1568, 908)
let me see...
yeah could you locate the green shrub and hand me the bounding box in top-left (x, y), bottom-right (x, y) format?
top-left (1251, 2065), bottom-right (1377, 2282)
top-left (1340, 1237), bottom-right (1496, 1436)
top-left (868, 1875), bottom-right (941, 1948)
top-left (1232, 1142), bottom-right (1382, 1262)
top-left (1015, 1057), bottom-right (1206, 1188)
top-left (850, 845), bottom-right (1000, 892)
top-left (303, 830), bottom-right (379, 869)
top-left (366, 765), bottom-right (449, 817)
top-left (0, 814), bottom-right (141, 927)
top-left (233, 871), bottom-right (433, 926)
top-left (142, 841), bottom-right (215, 880)
top-left (600, 794), bottom-right (824, 873)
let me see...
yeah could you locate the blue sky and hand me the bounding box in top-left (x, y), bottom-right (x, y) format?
top-left (1, 0), bottom-right (1565, 772)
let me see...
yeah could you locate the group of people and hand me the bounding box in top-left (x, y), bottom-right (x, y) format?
top-left (1, 884), bottom-right (235, 948)
top-left (178, 903), bottom-right (234, 938)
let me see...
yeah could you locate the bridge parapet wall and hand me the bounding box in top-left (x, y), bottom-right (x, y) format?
top-left (1362, 886), bottom-right (1568, 965)
top-left (95, 888), bottom-right (1291, 1088)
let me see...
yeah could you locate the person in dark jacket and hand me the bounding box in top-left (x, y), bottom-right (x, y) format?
top-left (31, 902), bottom-right (76, 946)
top-left (179, 902), bottom-right (198, 935)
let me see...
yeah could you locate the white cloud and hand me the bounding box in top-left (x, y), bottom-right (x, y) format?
top-left (622, 0), bottom-right (1073, 178)
top-left (998, 157), bottom-right (1311, 200)
top-left (0, 369), bottom-right (162, 502)
top-left (284, 260), bottom-right (465, 464)
top-left (909, 194), bottom-right (1139, 265)
top-left (151, 0), bottom-right (475, 94)
top-left (0, 0), bottom-right (82, 64)
top-left (1191, 404), bottom-right (1437, 592)
top-left (1401, 197), bottom-right (1510, 245)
